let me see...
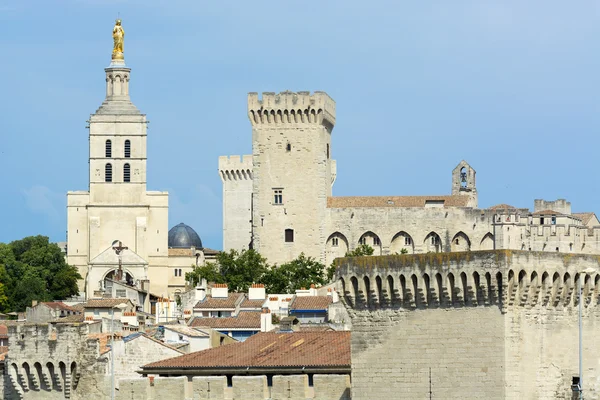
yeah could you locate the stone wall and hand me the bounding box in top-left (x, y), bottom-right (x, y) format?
top-left (115, 374), bottom-right (350, 400)
top-left (336, 250), bottom-right (600, 400)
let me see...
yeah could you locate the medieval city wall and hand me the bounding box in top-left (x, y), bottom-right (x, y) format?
top-left (337, 250), bottom-right (600, 400)
top-left (115, 374), bottom-right (350, 400)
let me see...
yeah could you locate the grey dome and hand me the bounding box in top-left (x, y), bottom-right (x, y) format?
top-left (168, 223), bottom-right (203, 249)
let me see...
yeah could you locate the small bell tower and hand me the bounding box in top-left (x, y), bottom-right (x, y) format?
top-left (452, 160), bottom-right (478, 208)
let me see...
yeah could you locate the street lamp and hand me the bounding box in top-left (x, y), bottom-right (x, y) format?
top-left (576, 268), bottom-right (596, 400)
top-left (111, 302), bottom-right (128, 400)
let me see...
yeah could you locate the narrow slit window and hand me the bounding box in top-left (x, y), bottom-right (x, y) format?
top-left (286, 143), bottom-right (291, 152)
top-left (124, 140), bottom-right (131, 158)
top-left (326, 143), bottom-right (330, 159)
top-left (123, 163), bottom-right (131, 182)
top-left (105, 163), bottom-right (112, 182)
top-left (285, 229), bottom-right (294, 243)
top-left (105, 140), bottom-right (112, 158)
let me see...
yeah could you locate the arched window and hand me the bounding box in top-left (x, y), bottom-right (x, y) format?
top-left (124, 140), bottom-right (131, 158)
top-left (105, 140), bottom-right (112, 157)
top-left (123, 163), bottom-right (130, 182)
top-left (105, 163), bottom-right (112, 182)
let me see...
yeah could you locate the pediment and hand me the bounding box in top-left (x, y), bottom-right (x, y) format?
top-left (89, 246), bottom-right (148, 266)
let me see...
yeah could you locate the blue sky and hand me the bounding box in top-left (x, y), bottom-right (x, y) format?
top-left (0, 1), bottom-right (599, 250)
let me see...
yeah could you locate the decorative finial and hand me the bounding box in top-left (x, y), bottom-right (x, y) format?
top-left (112, 19), bottom-right (125, 61)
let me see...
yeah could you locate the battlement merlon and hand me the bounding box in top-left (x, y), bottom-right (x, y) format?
top-left (219, 155), bottom-right (253, 182)
top-left (247, 91), bottom-right (336, 129)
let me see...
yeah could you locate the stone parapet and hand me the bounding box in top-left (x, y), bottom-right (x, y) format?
top-left (247, 91), bottom-right (335, 128)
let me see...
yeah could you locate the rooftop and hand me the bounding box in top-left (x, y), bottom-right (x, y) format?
top-left (327, 195), bottom-right (471, 208)
top-left (573, 212), bottom-right (596, 225)
top-left (40, 302), bottom-right (80, 313)
top-left (239, 299), bottom-right (266, 309)
top-left (194, 293), bottom-right (244, 310)
top-left (189, 311), bottom-right (261, 330)
top-left (290, 296), bottom-right (332, 311)
top-left (168, 223), bottom-right (203, 249)
top-left (163, 325), bottom-right (210, 338)
top-left (142, 331), bottom-right (350, 370)
top-left (83, 298), bottom-right (133, 309)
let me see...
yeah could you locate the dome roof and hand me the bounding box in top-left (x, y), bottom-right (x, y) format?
top-left (168, 223), bottom-right (203, 249)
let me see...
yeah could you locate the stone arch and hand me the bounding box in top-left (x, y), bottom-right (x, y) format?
top-left (480, 233), bottom-right (494, 250)
top-left (350, 276), bottom-right (359, 306)
top-left (103, 268), bottom-right (136, 287)
top-left (460, 272), bottom-right (469, 305)
top-left (33, 362), bottom-right (46, 391)
top-left (563, 273), bottom-right (572, 305)
top-left (386, 275), bottom-right (395, 305)
top-left (10, 363), bottom-right (23, 393)
top-left (485, 272), bottom-right (493, 304)
top-left (21, 362), bottom-right (33, 390)
top-left (551, 272), bottom-right (561, 306)
top-left (71, 361), bottom-right (79, 390)
top-left (447, 273), bottom-right (456, 304)
top-left (375, 276), bottom-right (383, 307)
top-left (390, 231), bottom-right (414, 254)
top-left (400, 275), bottom-right (408, 306)
top-left (518, 270), bottom-right (527, 289)
top-left (496, 272), bottom-right (503, 308)
top-left (46, 362), bottom-right (57, 390)
top-left (423, 273), bottom-right (431, 306)
top-left (59, 361), bottom-right (67, 392)
top-left (363, 276), bottom-right (371, 306)
top-left (424, 232), bottom-right (442, 253)
top-left (436, 273), bottom-right (444, 306)
top-left (411, 274), bottom-right (420, 308)
top-left (283, 109), bottom-right (289, 123)
top-left (339, 277), bottom-right (347, 302)
top-left (358, 231), bottom-right (382, 255)
top-left (451, 232), bottom-right (471, 252)
top-left (326, 232), bottom-right (349, 266)
top-left (310, 108), bottom-right (317, 123)
top-left (473, 271), bottom-right (481, 304)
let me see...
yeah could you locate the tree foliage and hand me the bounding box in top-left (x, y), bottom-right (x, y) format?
top-left (186, 250), bottom-right (330, 294)
top-left (345, 244), bottom-right (374, 257)
top-left (0, 236), bottom-right (82, 312)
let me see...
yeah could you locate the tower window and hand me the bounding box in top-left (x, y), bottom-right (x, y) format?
top-left (124, 140), bottom-right (131, 158)
top-left (373, 237), bottom-right (381, 246)
top-left (327, 143), bottom-right (330, 159)
top-left (105, 140), bottom-right (112, 158)
top-left (273, 189), bottom-right (283, 205)
top-left (105, 163), bottom-right (112, 182)
top-left (332, 237), bottom-right (339, 247)
top-left (285, 229), bottom-right (294, 243)
top-left (404, 237), bottom-right (412, 245)
top-left (286, 143), bottom-right (291, 152)
top-left (123, 163), bottom-right (131, 182)
top-left (359, 237), bottom-right (367, 245)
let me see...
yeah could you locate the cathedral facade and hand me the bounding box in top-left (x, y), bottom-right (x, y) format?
top-left (66, 34), bottom-right (210, 301)
top-left (220, 91), bottom-right (600, 266)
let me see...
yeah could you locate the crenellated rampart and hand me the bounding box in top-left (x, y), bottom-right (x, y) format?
top-left (336, 250), bottom-right (600, 400)
top-left (218, 155), bottom-right (253, 182)
top-left (247, 91), bottom-right (336, 128)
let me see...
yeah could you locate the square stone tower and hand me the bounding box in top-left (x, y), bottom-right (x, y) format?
top-left (248, 91), bottom-right (336, 265)
top-left (66, 39), bottom-right (169, 298)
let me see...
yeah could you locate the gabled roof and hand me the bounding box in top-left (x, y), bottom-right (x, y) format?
top-left (89, 246), bottom-right (147, 266)
top-left (163, 325), bottom-right (210, 338)
top-left (41, 302), bottom-right (80, 313)
top-left (290, 296), bottom-right (332, 311)
top-left (142, 331), bottom-right (350, 370)
top-left (532, 209), bottom-right (561, 216)
top-left (239, 299), bottom-right (265, 309)
top-left (194, 293), bottom-right (244, 310)
top-left (83, 298), bottom-right (134, 309)
top-left (327, 195), bottom-right (471, 208)
top-left (53, 314), bottom-right (85, 323)
top-left (189, 311), bottom-right (261, 330)
top-left (573, 212), bottom-right (598, 226)
top-left (488, 204), bottom-right (517, 211)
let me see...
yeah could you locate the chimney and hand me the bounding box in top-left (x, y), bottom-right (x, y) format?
top-left (260, 307), bottom-right (273, 332)
top-left (279, 316), bottom-right (299, 333)
top-left (212, 283), bottom-right (228, 298)
top-left (249, 284), bottom-right (266, 301)
top-left (195, 280), bottom-right (207, 303)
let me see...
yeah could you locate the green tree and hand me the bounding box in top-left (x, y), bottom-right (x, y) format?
top-left (263, 253), bottom-right (328, 293)
top-left (345, 244), bottom-right (374, 257)
top-left (0, 236), bottom-right (82, 312)
top-left (185, 262), bottom-right (225, 287)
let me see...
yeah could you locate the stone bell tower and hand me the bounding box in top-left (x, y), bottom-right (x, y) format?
top-left (451, 160), bottom-right (478, 208)
top-left (249, 91), bottom-right (336, 265)
top-left (66, 20), bottom-right (169, 297)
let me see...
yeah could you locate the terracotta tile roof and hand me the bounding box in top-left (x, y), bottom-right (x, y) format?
top-left (71, 303), bottom-right (85, 312)
top-left (573, 212), bottom-right (596, 225)
top-left (327, 195), bottom-right (471, 208)
top-left (298, 324), bottom-right (335, 332)
top-left (203, 248), bottom-right (220, 256)
top-left (488, 204), bottom-right (518, 211)
top-left (194, 293), bottom-right (244, 309)
top-left (88, 333), bottom-right (122, 355)
top-left (0, 346), bottom-right (8, 361)
top-left (189, 311), bottom-right (261, 330)
top-left (142, 331), bottom-right (350, 370)
top-left (83, 298), bottom-right (133, 309)
top-left (239, 299), bottom-right (265, 309)
top-left (290, 296), bottom-right (332, 311)
top-left (532, 209), bottom-right (561, 216)
top-left (163, 325), bottom-right (210, 338)
top-left (0, 325), bottom-right (7, 339)
top-left (41, 302), bottom-right (80, 313)
top-left (53, 314), bottom-right (85, 323)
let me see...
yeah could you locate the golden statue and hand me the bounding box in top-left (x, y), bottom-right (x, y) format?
top-left (112, 19), bottom-right (125, 60)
